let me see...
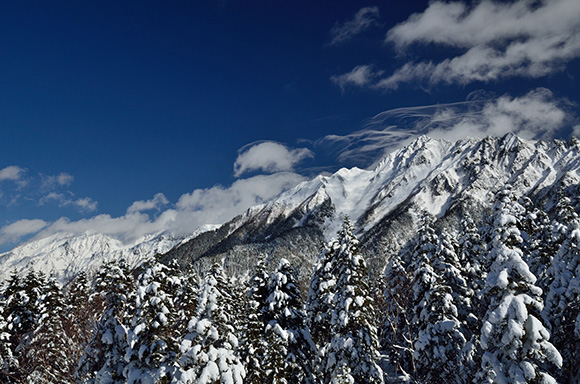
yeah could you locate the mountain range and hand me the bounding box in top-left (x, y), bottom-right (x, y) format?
top-left (3, 133), bottom-right (580, 282)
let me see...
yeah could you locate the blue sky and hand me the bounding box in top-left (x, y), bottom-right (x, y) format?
top-left (1, 0), bottom-right (579, 250)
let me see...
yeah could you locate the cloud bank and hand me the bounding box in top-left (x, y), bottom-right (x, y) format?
top-left (0, 219), bottom-right (48, 245)
top-left (21, 172), bottom-right (307, 247)
top-left (334, 0), bottom-right (580, 90)
top-left (0, 146), bottom-right (309, 248)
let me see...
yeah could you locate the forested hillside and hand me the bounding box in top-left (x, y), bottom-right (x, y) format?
top-left (0, 184), bottom-right (579, 383)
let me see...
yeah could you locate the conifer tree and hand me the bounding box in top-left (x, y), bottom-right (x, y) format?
top-left (76, 258), bottom-right (135, 384)
top-left (25, 276), bottom-right (72, 383)
top-left (458, 213), bottom-right (486, 315)
top-left (65, 271), bottom-right (97, 373)
top-left (174, 266), bottom-right (199, 339)
top-left (408, 211), bottom-right (438, 335)
top-left (521, 204), bottom-right (554, 292)
top-left (382, 252), bottom-right (414, 378)
top-left (457, 213), bottom-right (487, 380)
top-left (262, 258), bottom-right (317, 384)
top-left (177, 262), bottom-right (245, 384)
top-left (406, 221), bottom-right (466, 383)
top-left (435, 229), bottom-right (471, 322)
top-left (477, 188), bottom-right (562, 383)
top-left (306, 242), bottom-right (335, 352)
top-left (240, 259), bottom-right (269, 383)
top-left (322, 219), bottom-right (383, 384)
top-left (124, 257), bottom-right (183, 383)
top-left (4, 269), bottom-right (47, 380)
top-left (0, 286), bottom-right (15, 382)
top-left (543, 214), bottom-right (580, 383)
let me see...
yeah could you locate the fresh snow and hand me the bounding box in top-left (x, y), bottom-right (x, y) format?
top-left (0, 230), bottom-right (201, 283)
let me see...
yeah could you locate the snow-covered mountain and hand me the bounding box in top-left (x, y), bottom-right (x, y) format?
top-left (0, 230), bottom-right (198, 283)
top-left (3, 133), bottom-right (580, 282)
top-left (165, 133), bottom-right (580, 276)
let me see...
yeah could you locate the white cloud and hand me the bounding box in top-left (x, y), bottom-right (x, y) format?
top-left (330, 65), bottom-right (384, 91)
top-left (329, 6), bottom-right (381, 45)
top-left (40, 192), bottom-right (98, 213)
top-left (317, 88), bottom-right (576, 166)
top-left (127, 193), bottom-right (169, 214)
top-left (175, 172), bottom-right (306, 226)
top-left (0, 219), bottom-right (48, 245)
top-left (0, 166), bottom-right (25, 183)
top-left (233, 141), bottom-right (313, 177)
top-left (386, 0), bottom-right (579, 51)
top-left (74, 197), bottom-right (98, 212)
top-left (425, 88), bottom-right (569, 140)
top-left (41, 173), bottom-right (74, 190)
top-left (334, 0), bottom-right (580, 89)
top-left (2, 172), bottom-right (307, 247)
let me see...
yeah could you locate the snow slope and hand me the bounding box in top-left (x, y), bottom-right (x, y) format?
top-left (0, 230), bottom-right (201, 283)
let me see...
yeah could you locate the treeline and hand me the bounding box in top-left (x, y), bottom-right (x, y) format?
top-left (0, 186), bottom-right (579, 383)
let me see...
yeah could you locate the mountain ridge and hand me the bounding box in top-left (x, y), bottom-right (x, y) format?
top-left (3, 133), bottom-right (580, 282)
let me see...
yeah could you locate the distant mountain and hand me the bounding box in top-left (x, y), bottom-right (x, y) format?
top-left (0, 231), bottom-right (197, 283)
top-left (3, 133), bottom-right (580, 282)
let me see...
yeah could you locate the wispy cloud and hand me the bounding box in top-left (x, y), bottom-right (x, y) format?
top-left (39, 192), bottom-right (98, 213)
top-left (333, 0), bottom-right (580, 90)
top-left (330, 65), bottom-right (384, 92)
top-left (0, 168), bottom-right (98, 215)
top-left (317, 88), bottom-right (577, 166)
top-left (233, 141), bottom-right (313, 177)
top-left (41, 173), bottom-right (74, 190)
top-left (329, 6), bottom-right (381, 46)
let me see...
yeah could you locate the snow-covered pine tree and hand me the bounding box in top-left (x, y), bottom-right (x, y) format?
top-left (413, 275), bottom-right (466, 384)
top-left (458, 213), bottom-right (485, 316)
top-left (174, 266), bottom-right (199, 339)
top-left (405, 225), bottom-right (466, 383)
top-left (543, 213), bottom-right (580, 383)
top-left (177, 262), bottom-right (245, 384)
top-left (240, 259), bottom-right (269, 383)
top-left (407, 211), bottom-right (439, 353)
top-left (435, 229), bottom-right (471, 324)
top-left (551, 190), bottom-right (577, 249)
top-left (520, 202), bottom-right (554, 292)
top-left (262, 258), bottom-right (317, 384)
top-left (477, 187), bottom-right (562, 384)
top-left (457, 213), bottom-right (487, 379)
top-left (124, 257), bottom-right (183, 383)
top-left (306, 242), bottom-right (335, 351)
top-left (4, 269), bottom-right (47, 380)
top-left (25, 275), bottom-right (72, 383)
top-left (0, 284), bottom-right (15, 383)
top-left (382, 251), bottom-right (414, 378)
top-left (65, 271), bottom-right (96, 374)
top-left (322, 219), bottom-right (383, 384)
top-left (76, 258), bottom-right (135, 384)
top-left (565, 264), bottom-right (580, 383)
